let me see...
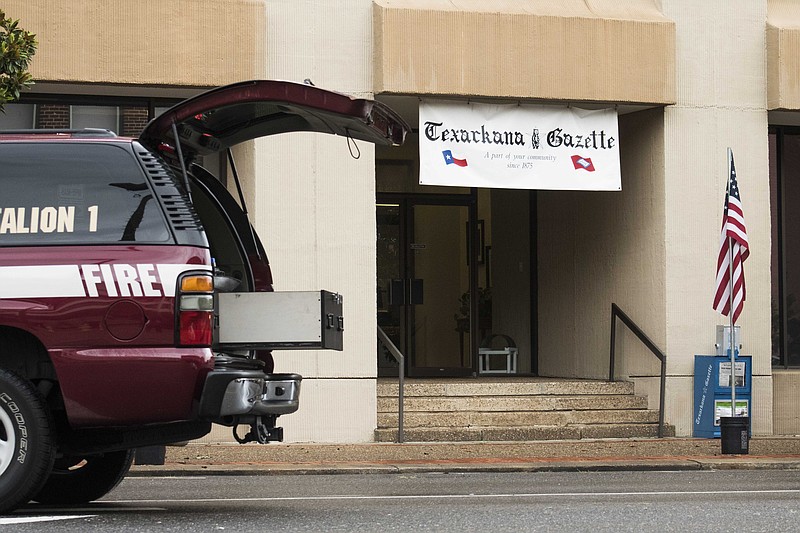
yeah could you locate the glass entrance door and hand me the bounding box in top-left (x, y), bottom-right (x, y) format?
top-left (377, 196), bottom-right (475, 377)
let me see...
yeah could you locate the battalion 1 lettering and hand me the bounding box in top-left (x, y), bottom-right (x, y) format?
top-left (0, 205), bottom-right (99, 234)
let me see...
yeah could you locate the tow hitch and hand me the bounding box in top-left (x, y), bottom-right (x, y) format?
top-left (233, 415), bottom-right (284, 444)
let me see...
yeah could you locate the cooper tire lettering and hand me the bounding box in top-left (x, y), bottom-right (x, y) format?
top-left (0, 393), bottom-right (28, 464)
top-left (0, 369), bottom-right (55, 514)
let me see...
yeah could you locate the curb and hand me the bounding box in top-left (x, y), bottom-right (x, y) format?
top-left (128, 461), bottom-right (703, 477)
top-left (125, 437), bottom-right (800, 477)
top-left (128, 457), bottom-right (800, 477)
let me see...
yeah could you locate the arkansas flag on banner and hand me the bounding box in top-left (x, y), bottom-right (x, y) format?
top-left (571, 155), bottom-right (595, 172)
top-left (713, 149), bottom-right (749, 323)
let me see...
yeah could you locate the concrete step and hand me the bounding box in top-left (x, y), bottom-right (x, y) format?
top-left (377, 394), bottom-right (649, 413)
top-left (374, 424), bottom-right (675, 443)
top-left (377, 409), bottom-right (660, 429)
top-left (374, 377), bottom-right (665, 442)
top-left (377, 378), bottom-right (635, 397)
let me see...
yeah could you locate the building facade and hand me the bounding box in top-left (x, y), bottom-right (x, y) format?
top-left (3, 0), bottom-right (800, 441)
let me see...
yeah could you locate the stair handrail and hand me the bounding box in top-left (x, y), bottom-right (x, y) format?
top-left (609, 303), bottom-right (667, 438)
top-left (377, 326), bottom-right (405, 443)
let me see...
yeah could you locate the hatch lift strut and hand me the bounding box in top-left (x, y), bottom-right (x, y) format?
top-left (171, 121), bottom-right (193, 203)
top-left (226, 148), bottom-right (262, 260)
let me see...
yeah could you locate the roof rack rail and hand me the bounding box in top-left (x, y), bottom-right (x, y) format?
top-left (0, 128), bottom-right (118, 137)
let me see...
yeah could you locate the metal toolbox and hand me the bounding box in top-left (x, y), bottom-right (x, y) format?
top-left (217, 290), bottom-right (343, 350)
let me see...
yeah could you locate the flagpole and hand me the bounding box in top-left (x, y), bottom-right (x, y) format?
top-left (727, 147), bottom-right (736, 416)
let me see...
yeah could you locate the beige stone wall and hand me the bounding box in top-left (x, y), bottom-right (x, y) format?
top-left (248, 1), bottom-right (379, 442)
top-left (661, 0), bottom-right (772, 436)
top-left (538, 108), bottom-right (667, 381)
top-left (4, 0), bottom-right (266, 87)
top-left (773, 370), bottom-right (800, 434)
top-left (8, 0), bottom-right (788, 442)
top-left (373, 0), bottom-right (675, 104)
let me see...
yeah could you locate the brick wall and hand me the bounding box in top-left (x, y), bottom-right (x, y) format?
top-left (35, 104), bottom-right (70, 129)
top-left (121, 106), bottom-right (149, 137)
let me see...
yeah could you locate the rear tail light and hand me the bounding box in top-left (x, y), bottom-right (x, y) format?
top-left (177, 273), bottom-right (214, 347)
top-left (180, 294), bottom-right (214, 311)
top-left (181, 276), bottom-right (214, 293)
top-left (179, 311), bottom-right (213, 346)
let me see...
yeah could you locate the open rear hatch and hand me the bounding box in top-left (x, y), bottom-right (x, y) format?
top-left (140, 80), bottom-right (409, 352)
top-left (139, 79), bottom-right (407, 158)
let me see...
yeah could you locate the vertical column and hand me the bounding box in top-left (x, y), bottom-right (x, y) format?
top-left (660, 0), bottom-right (771, 435)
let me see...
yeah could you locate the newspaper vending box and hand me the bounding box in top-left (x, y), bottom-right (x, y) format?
top-left (693, 354), bottom-right (752, 438)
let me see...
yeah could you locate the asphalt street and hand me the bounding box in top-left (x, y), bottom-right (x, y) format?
top-left (4, 469), bottom-right (800, 532)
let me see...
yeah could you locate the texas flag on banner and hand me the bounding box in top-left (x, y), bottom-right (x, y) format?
top-left (442, 149), bottom-right (468, 167)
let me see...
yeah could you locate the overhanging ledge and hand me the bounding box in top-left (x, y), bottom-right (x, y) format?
top-left (3, 0), bottom-right (266, 87)
top-left (768, 0), bottom-right (800, 111)
top-left (373, 0), bottom-right (675, 105)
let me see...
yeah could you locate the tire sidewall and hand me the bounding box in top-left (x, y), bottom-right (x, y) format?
top-left (0, 371), bottom-right (53, 513)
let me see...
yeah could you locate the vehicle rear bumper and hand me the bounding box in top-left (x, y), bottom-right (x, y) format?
top-left (198, 367), bottom-right (302, 419)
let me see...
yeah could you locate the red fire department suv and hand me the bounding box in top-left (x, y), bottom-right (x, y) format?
top-left (0, 80), bottom-right (407, 513)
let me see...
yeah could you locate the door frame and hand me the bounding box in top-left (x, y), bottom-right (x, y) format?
top-left (377, 190), bottom-right (479, 377)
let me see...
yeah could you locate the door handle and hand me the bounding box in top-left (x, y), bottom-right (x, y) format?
top-left (389, 279), bottom-right (405, 306)
top-left (389, 279), bottom-right (423, 306)
top-left (409, 279), bottom-right (423, 305)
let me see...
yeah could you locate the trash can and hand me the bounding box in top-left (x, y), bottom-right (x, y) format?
top-left (720, 416), bottom-right (749, 454)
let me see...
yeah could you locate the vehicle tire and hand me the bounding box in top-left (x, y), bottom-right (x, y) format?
top-left (32, 449), bottom-right (135, 505)
top-left (0, 369), bottom-right (55, 514)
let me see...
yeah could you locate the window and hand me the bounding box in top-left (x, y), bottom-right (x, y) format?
top-left (71, 105), bottom-right (120, 132)
top-left (7, 94), bottom-right (184, 135)
top-left (0, 104), bottom-right (35, 129)
top-left (0, 143), bottom-right (170, 245)
top-left (770, 126), bottom-right (800, 367)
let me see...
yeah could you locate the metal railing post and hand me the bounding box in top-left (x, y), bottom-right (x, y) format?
top-left (609, 303), bottom-right (667, 438)
top-left (659, 357), bottom-right (667, 438)
top-left (398, 346), bottom-right (404, 443)
top-left (377, 326), bottom-right (405, 443)
top-left (609, 306), bottom-right (617, 382)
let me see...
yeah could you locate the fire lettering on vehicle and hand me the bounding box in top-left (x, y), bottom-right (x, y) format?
top-left (0, 263), bottom-right (208, 299)
top-left (81, 263), bottom-right (165, 297)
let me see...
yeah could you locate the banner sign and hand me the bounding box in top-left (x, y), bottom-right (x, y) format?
top-left (419, 100), bottom-right (621, 191)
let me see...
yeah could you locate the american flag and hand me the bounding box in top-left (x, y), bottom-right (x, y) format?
top-left (713, 150), bottom-right (749, 323)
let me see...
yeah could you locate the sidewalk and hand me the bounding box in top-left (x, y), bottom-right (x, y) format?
top-left (129, 436), bottom-right (800, 476)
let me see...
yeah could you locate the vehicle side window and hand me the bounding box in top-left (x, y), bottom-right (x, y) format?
top-left (189, 175), bottom-right (252, 291)
top-left (0, 143), bottom-right (171, 245)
